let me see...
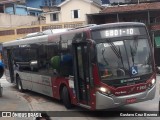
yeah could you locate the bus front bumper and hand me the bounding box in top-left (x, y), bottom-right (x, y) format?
top-left (95, 84), bottom-right (156, 109)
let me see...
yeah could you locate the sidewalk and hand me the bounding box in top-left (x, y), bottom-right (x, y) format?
top-left (0, 76), bottom-right (33, 120)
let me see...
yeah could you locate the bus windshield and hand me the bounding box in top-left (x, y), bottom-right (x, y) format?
top-left (96, 38), bottom-right (153, 81)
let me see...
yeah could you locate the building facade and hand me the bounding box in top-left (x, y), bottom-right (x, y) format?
top-left (0, 0), bottom-right (43, 16)
top-left (44, 0), bottom-right (102, 24)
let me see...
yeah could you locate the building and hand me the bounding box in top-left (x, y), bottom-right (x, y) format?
top-left (125, 0), bottom-right (158, 3)
top-left (0, 0), bottom-right (23, 14)
top-left (0, 0), bottom-right (39, 28)
top-left (1, 0), bottom-right (101, 42)
top-left (26, 0), bottom-right (65, 8)
top-left (0, 0), bottom-right (42, 16)
top-left (102, 0), bottom-right (110, 4)
top-left (44, 0), bottom-right (102, 25)
top-left (87, 1), bottom-right (160, 69)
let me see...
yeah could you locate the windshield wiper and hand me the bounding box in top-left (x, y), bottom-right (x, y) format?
top-left (145, 52), bottom-right (151, 65)
top-left (109, 42), bottom-right (125, 69)
top-left (130, 38), bottom-right (138, 66)
top-left (101, 48), bottom-right (109, 65)
top-left (130, 45), bottom-right (135, 66)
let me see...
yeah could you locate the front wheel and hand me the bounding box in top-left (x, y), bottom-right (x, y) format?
top-left (16, 76), bottom-right (24, 92)
top-left (61, 86), bottom-right (72, 109)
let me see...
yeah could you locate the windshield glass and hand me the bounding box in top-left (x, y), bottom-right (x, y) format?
top-left (97, 38), bottom-right (152, 80)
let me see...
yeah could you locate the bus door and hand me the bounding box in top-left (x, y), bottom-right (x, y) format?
top-left (73, 42), bottom-right (91, 107)
top-left (6, 49), bottom-right (14, 83)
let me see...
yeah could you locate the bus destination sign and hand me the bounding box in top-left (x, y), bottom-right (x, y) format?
top-left (92, 27), bottom-right (146, 39)
top-left (105, 28), bottom-right (139, 37)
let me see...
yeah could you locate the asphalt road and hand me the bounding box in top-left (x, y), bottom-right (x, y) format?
top-left (0, 75), bottom-right (159, 120)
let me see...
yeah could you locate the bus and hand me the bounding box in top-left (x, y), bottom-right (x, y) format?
top-left (2, 22), bottom-right (156, 110)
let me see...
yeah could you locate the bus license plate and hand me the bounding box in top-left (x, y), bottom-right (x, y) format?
top-left (126, 98), bottom-right (136, 104)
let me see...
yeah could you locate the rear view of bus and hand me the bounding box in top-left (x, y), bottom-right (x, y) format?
top-left (91, 22), bottom-right (156, 109)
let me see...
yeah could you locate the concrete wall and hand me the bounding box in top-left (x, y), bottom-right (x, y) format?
top-left (0, 13), bottom-right (38, 28)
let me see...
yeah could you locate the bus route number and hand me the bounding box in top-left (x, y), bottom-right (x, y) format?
top-left (136, 85), bottom-right (146, 91)
top-left (105, 28), bottom-right (134, 37)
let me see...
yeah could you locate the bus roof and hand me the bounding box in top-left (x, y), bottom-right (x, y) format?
top-left (88, 22), bottom-right (146, 31)
top-left (2, 28), bottom-right (70, 47)
top-left (2, 22), bottom-right (145, 47)
top-left (2, 35), bottom-right (49, 47)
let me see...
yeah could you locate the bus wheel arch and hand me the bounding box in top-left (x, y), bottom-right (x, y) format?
top-left (60, 84), bottom-right (72, 109)
top-left (16, 74), bottom-right (24, 92)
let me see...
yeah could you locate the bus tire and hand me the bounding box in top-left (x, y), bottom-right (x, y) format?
top-left (16, 76), bottom-right (24, 92)
top-left (62, 86), bottom-right (72, 109)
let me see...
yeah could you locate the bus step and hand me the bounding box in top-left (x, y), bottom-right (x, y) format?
top-left (78, 103), bottom-right (91, 109)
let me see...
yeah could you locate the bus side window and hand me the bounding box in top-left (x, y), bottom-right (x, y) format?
top-left (59, 41), bottom-right (73, 77)
top-left (15, 47), bottom-right (30, 71)
top-left (29, 47), bottom-right (38, 71)
top-left (60, 54), bottom-right (73, 77)
top-left (37, 44), bottom-right (47, 70)
top-left (46, 42), bottom-right (60, 75)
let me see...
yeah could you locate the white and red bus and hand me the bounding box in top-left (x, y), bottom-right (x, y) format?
top-left (2, 22), bottom-right (156, 110)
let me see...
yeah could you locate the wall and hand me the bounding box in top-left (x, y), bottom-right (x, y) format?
top-left (0, 13), bottom-right (38, 28)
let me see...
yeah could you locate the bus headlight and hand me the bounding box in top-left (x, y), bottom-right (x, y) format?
top-left (151, 78), bottom-right (155, 85)
top-left (99, 87), bottom-right (111, 95)
top-left (99, 87), bottom-right (107, 92)
top-left (148, 78), bottom-right (156, 90)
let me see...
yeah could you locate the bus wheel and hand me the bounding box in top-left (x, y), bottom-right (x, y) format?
top-left (61, 86), bottom-right (72, 109)
top-left (16, 76), bottom-right (24, 92)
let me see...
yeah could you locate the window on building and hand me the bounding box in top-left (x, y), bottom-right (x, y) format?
top-left (71, 10), bottom-right (80, 19)
top-left (49, 0), bottom-right (52, 6)
top-left (30, 12), bottom-right (36, 16)
top-left (50, 13), bottom-right (59, 21)
top-left (44, 0), bottom-right (48, 6)
top-left (50, 0), bottom-right (56, 6)
top-left (150, 17), bottom-right (156, 24)
top-left (44, 0), bottom-right (56, 6)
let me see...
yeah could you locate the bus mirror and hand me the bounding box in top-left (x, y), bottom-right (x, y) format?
top-left (30, 60), bottom-right (38, 71)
